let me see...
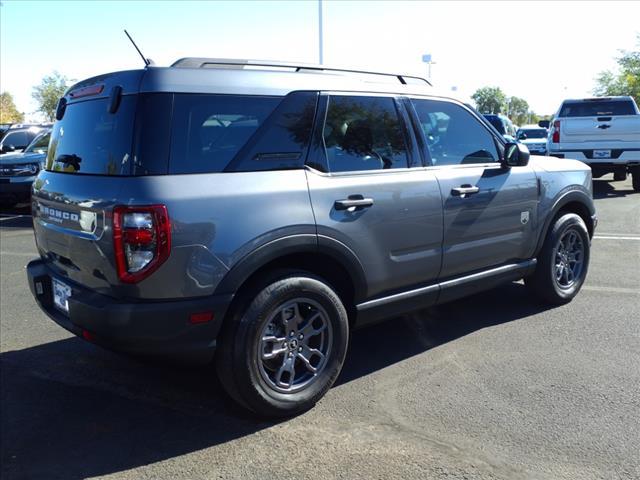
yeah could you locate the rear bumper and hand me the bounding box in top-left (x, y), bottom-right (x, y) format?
top-left (27, 258), bottom-right (233, 363)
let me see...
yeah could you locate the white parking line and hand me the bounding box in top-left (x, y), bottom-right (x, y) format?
top-left (583, 285), bottom-right (640, 295)
top-left (0, 251), bottom-right (36, 257)
top-left (594, 235), bottom-right (640, 241)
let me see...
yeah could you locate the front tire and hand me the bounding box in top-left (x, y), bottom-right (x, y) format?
top-left (216, 271), bottom-right (349, 417)
top-left (526, 213), bottom-right (590, 305)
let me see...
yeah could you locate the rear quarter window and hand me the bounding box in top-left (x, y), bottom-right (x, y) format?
top-left (166, 92), bottom-right (317, 174)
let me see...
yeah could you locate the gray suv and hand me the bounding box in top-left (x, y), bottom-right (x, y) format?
top-left (26, 59), bottom-right (597, 417)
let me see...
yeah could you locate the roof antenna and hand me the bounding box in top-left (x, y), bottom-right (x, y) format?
top-left (124, 29), bottom-right (154, 66)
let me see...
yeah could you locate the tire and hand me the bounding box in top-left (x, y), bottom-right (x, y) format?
top-left (632, 167), bottom-right (640, 192)
top-left (216, 271), bottom-right (349, 417)
top-left (613, 171), bottom-right (627, 182)
top-left (526, 213), bottom-right (590, 305)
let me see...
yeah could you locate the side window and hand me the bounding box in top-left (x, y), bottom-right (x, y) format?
top-left (169, 94), bottom-right (281, 174)
top-left (412, 100), bottom-right (499, 166)
top-left (228, 92), bottom-right (318, 172)
top-left (323, 95), bottom-right (408, 173)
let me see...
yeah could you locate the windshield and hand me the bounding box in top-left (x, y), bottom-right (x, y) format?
top-left (559, 100), bottom-right (636, 117)
top-left (46, 97), bottom-right (135, 175)
top-left (24, 131), bottom-right (51, 153)
top-left (518, 129), bottom-right (547, 139)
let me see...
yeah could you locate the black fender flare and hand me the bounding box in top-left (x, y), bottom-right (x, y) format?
top-left (534, 189), bottom-right (595, 256)
top-left (214, 234), bottom-right (368, 302)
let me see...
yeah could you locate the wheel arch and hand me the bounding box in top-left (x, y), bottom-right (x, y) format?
top-left (535, 190), bottom-right (595, 256)
top-left (214, 234), bottom-right (367, 326)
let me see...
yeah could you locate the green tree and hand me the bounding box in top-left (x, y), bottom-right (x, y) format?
top-left (0, 92), bottom-right (24, 123)
top-left (507, 96), bottom-right (529, 125)
top-left (594, 34), bottom-right (640, 104)
top-left (471, 86), bottom-right (507, 114)
top-left (32, 71), bottom-right (69, 121)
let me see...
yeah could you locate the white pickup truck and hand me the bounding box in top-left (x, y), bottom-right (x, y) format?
top-left (547, 96), bottom-right (640, 191)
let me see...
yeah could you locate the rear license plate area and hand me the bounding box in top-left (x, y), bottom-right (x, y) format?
top-left (593, 149), bottom-right (611, 159)
top-left (53, 278), bottom-right (72, 315)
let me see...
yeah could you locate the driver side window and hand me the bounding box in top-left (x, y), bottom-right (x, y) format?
top-left (411, 99), bottom-right (499, 166)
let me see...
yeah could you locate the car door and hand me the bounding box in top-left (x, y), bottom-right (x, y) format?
top-left (409, 98), bottom-right (539, 280)
top-left (305, 93), bottom-right (443, 302)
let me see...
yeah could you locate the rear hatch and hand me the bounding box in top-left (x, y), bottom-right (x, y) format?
top-left (32, 70), bottom-right (145, 297)
top-left (559, 98), bottom-right (640, 144)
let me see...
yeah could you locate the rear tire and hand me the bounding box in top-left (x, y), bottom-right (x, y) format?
top-left (525, 213), bottom-right (590, 305)
top-left (631, 167), bottom-right (640, 192)
top-left (216, 271), bottom-right (349, 418)
top-left (613, 171), bottom-right (627, 182)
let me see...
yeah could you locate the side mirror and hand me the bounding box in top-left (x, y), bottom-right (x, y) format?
top-left (538, 120), bottom-right (550, 129)
top-left (1, 144), bottom-right (16, 154)
top-left (503, 142), bottom-right (530, 168)
top-left (518, 132), bottom-right (527, 140)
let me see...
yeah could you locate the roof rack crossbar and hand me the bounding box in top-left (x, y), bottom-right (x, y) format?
top-left (170, 58), bottom-right (431, 86)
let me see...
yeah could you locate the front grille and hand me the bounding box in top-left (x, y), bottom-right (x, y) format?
top-left (0, 164), bottom-right (39, 176)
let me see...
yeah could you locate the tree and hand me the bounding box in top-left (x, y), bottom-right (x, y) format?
top-left (0, 92), bottom-right (24, 123)
top-left (594, 34), bottom-right (640, 104)
top-left (507, 96), bottom-right (529, 125)
top-left (471, 86), bottom-right (507, 114)
top-left (32, 71), bottom-right (69, 121)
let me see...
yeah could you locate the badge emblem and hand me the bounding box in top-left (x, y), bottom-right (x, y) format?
top-left (521, 211), bottom-right (530, 225)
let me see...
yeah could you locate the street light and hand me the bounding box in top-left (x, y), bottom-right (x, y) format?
top-left (422, 53), bottom-right (436, 81)
top-left (318, 0), bottom-right (323, 64)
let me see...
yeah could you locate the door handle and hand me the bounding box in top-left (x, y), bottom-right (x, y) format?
top-left (334, 195), bottom-right (374, 211)
top-left (451, 185), bottom-right (480, 197)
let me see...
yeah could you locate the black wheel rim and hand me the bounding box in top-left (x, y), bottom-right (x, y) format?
top-left (553, 228), bottom-right (585, 289)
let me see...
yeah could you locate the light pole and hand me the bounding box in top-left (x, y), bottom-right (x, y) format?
top-left (318, 0), bottom-right (323, 64)
top-left (422, 53), bottom-right (435, 82)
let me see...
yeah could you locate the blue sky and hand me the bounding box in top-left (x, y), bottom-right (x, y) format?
top-left (1, 0), bottom-right (639, 119)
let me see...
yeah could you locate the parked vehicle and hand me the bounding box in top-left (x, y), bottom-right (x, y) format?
top-left (482, 113), bottom-right (517, 142)
top-left (516, 125), bottom-right (549, 155)
top-left (547, 96), bottom-right (640, 191)
top-left (27, 59), bottom-right (596, 417)
top-left (0, 126), bottom-right (45, 155)
top-left (0, 129), bottom-right (51, 206)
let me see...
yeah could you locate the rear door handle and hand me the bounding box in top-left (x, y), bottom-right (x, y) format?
top-left (334, 195), bottom-right (374, 211)
top-left (451, 185), bottom-right (480, 197)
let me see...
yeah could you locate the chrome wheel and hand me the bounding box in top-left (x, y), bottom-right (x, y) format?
top-left (257, 298), bottom-right (333, 393)
top-left (554, 229), bottom-right (584, 289)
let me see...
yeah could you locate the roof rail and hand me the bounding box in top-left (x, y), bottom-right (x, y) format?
top-left (170, 58), bottom-right (431, 86)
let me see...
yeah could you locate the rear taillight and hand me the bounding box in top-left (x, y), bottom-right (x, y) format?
top-left (113, 205), bottom-right (171, 283)
top-left (552, 120), bottom-right (560, 143)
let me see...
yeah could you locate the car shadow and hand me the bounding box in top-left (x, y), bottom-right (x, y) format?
top-left (1, 282), bottom-right (550, 479)
top-left (592, 179), bottom-right (636, 199)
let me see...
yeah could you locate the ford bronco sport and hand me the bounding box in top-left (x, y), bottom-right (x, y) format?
top-left (27, 59), bottom-right (596, 417)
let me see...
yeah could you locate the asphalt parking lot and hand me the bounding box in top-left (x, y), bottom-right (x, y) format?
top-left (1, 177), bottom-right (638, 480)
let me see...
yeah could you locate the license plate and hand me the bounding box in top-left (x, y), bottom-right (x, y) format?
top-left (593, 149), bottom-right (611, 159)
top-left (53, 279), bottom-right (72, 314)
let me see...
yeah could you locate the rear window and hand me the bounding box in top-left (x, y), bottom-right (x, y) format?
top-left (559, 100), bottom-right (636, 117)
top-left (46, 97), bottom-right (136, 175)
top-left (517, 129), bottom-right (547, 139)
